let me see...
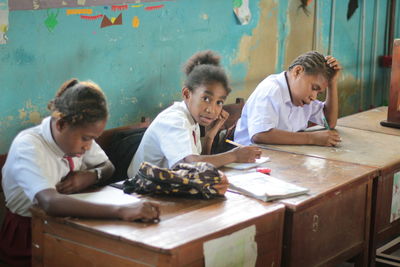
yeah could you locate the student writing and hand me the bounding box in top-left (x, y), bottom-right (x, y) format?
top-left (0, 79), bottom-right (160, 266)
top-left (127, 50), bottom-right (261, 179)
top-left (234, 51), bottom-right (341, 147)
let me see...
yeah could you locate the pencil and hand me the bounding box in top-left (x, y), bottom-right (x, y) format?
top-left (323, 117), bottom-right (331, 130)
top-left (225, 139), bottom-right (244, 147)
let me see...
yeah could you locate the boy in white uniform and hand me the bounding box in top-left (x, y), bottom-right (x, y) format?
top-left (235, 51), bottom-right (342, 147)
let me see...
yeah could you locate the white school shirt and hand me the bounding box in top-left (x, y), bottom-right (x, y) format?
top-left (127, 101), bottom-right (202, 178)
top-left (2, 116), bottom-right (108, 217)
top-left (234, 72), bottom-right (325, 146)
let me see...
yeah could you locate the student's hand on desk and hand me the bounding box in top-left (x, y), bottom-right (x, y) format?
top-left (118, 201), bottom-right (160, 223)
top-left (56, 171), bottom-right (97, 194)
top-left (213, 171), bottom-right (229, 195)
top-left (233, 146), bottom-right (262, 163)
top-left (309, 130), bottom-right (341, 146)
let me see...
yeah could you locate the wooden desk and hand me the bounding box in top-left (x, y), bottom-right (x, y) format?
top-left (338, 106), bottom-right (400, 136)
top-left (223, 149), bottom-right (378, 267)
top-left (260, 126), bottom-right (400, 265)
top-left (31, 186), bottom-right (285, 267)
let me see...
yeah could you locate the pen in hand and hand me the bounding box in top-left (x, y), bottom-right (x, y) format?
top-left (225, 139), bottom-right (244, 147)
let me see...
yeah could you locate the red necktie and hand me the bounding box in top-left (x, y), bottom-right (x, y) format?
top-left (192, 130), bottom-right (197, 145)
top-left (64, 156), bottom-right (75, 173)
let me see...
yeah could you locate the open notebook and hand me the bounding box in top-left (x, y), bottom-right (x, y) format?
top-left (228, 172), bottom-right (309, 202)
top-left (224, 156), bottom-right (270, 170)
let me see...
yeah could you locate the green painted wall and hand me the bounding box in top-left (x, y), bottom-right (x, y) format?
top-left (0, 0), bottom-right (399, 153)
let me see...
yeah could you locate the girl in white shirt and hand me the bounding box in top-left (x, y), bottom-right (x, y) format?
top-left (128, 50), bottom-right (261, 178)
top-left (0, 79), bottom-right (160, 266)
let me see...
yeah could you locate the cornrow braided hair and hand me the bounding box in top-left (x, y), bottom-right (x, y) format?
top-left (48, 78), bottom-right (108, 127)
top-left (288, 51), bottom-right (336, 82)
top-left (183, 50), bottom-right (231, 93)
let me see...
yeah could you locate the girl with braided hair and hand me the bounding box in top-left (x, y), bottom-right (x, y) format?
top-left (234, 51), bottom-right (342, 147)
top-left (0, 79), bottom-right (160, 266)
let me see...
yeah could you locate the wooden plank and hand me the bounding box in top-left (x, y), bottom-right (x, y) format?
top-left (338, 106), bottom-right (400, 136)
top-left (260, 126), bottom-right (400, 169)
top-left (42, 234), bottom-right (153, 267)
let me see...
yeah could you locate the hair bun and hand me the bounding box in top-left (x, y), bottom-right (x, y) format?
top-left (56, 78), bottom-right (79, 97)
top-left (183, 50), bottom-right (221, 76)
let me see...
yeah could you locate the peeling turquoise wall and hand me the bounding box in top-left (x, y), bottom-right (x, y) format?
top-left (0, 0), bottom-right (261, 153)
top-left (0, 0), bottom-right (399, 153)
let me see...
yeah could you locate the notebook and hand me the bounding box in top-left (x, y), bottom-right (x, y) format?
top-left (224, 156), bottom-right (270, 170)
top-left (228, 172), bottom-right (309, 202)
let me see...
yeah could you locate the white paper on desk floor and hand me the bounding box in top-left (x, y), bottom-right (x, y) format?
top-left (224, 156), bottom-right (270, 170)
top-left (70, 187), bottom-right (139, 205)
top-left (203, 225), bottom-right (257, 267)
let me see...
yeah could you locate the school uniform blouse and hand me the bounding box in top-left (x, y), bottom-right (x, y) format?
top-left (127, 101), bottom-right (202, 178)
top-left (234, 72), bottom-right (325, 146)
top-left (1, 116), bottom-right (108, 217)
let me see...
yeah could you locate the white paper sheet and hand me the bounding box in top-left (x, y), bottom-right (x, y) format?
top-left (203, 225), bottom-right (257, 267)
top-left (225, 156), bottom-right (270, 170)
top-left (70, 187), bottom-right (140, 205)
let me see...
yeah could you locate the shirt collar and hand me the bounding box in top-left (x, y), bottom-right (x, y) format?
top-left (276, 71), bottom-right (293, 105)
top-left (41, 116), bottom-right (66, 158)
top-left (176, 101), bottom-right (198, 128)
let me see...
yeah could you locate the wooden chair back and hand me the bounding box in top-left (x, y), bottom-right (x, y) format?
top-left (96, 117), bottom-right (152, 182)
top-left (222, 98), bottom-right (245, 130)
top-left (96, 117), bottom-right (151, 151)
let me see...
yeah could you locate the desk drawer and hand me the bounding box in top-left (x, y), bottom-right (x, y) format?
top-left (283, 182), bottom-right (370, 266)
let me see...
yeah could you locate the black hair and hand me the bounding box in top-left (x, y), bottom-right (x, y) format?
top-left (47, 78), bottom-right (108, 127)
top-left (183, 50), bottom-right (231, 93)
top-left (288, 51), bottom-right (336, 82)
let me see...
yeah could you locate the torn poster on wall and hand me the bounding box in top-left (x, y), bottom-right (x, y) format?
top-left (8, 0), bottom-right (171, 10)
top-left (0, 0), bottom-right (8, 44)
top-left (233, 0), bottom-right (251, 25)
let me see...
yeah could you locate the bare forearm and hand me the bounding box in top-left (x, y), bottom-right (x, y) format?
top-left (324, 81), bottom-right (338, 129)
top-left (35, 189), bottom-right (121, 219)
top-left (201, 136), bottom-right (214, 155)
top-left (252, 129), bottom-right (313, 145)
top-left (184, 152), bottom-right (236, 168)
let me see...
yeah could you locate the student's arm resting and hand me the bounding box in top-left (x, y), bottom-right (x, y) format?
top-left (56, 160), bottom-right (115, 194)
top-left (202, 109), bottom-right (229, 155)
top-left (184, 146), bottom-right (262, 168)
top-left (323, 56), bottom-right (341, 129)
top-left (35, 188), bottom-right (160, 222)
top-left (252, 128), bottom-right (341, 146)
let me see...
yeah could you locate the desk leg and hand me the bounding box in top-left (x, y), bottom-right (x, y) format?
top-left (31, 216), bottom-right (44, 267)
top-left (353, 179), bottom-right (373, 267)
